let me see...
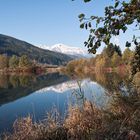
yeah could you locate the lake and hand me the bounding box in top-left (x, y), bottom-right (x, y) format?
top-left (0, 72), bottom-right (130, 134)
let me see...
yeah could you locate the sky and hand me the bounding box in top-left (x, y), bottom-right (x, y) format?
top-left (0, 0), bottom-right (137, 53)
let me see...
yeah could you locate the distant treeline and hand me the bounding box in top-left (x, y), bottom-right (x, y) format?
top-left (0, 54), bottom-right (45, 73)
top-left (62, 43), bottom-right (137, 76)
top-left (0, 54), bottom-right (31, 68)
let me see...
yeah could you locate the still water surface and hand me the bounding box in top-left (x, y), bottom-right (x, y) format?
top-left (0, 72), bottom-right (125, 134)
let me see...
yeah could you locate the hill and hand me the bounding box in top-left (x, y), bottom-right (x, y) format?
top-left (0, 34), bottom-right (72, 65)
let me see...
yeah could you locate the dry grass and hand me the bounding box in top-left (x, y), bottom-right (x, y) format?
top-left (64, 101), bottom-right (104, 140)
top-left (2, 100), bottom-right (140, 140)
top-left (2, 111), bottom-right (67, 140)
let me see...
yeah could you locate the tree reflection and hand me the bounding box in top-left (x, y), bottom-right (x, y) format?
top-left (0, 74), bottom-right (35, 88)
top-left (93, 72), bottom-right (128, 93)
top-left (19, 75), bottom-right (31, 87)
top-left (9, 75), bottom-right (19, 88)
top-left (67, 72), bottom-right (140, 138)
top-left (0, 73), bottom-right (69, 107)
top-left (70, 71), bottom-right (129, 94)
top-left (72, 80), bottom-right (85, 105)
top-left (0, 75), bottom-right (9, 89)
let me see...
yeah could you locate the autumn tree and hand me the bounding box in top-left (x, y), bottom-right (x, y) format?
top-left (66, 60), bottom-right (77, 74)
top-left (78, 0), bottom-right (140, 75)
top-left (95, 55), bottom-right (106, 71)
top-left (19, 55), bottom-right (31, 68)
top-left (111, 52), bottom-right (122, 67)
top-left (9, 55), bottom-right (19, 68)
top-left (0, 54), bottom-right (9, 69)
top-left (122, 48), bottom-right (134, 65)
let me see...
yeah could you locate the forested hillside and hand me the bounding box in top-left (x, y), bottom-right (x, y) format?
top-left (0, 34), bottom-right (72, 65)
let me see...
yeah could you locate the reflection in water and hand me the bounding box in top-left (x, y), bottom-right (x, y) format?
top-left (0, 75), bottom-right (9, 89)
top-left (72, 81), bottom-right (85, 105)
top-left (0, 73), bottom-right (107, 134)
top-left (35, 79), bottom-right (107, 108)
top-left (74, 71), bottom-right (130, 93)
top-left (0, 73), bottom-right (69, 107)
top-left (0, 73), bottom-right (70, 133)
top-left (9, 75), bottom-right (20, 88)
top-left (0, 71), bottom-right (140, 138)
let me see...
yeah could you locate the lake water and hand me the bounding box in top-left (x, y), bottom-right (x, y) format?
top-left (0, 72), bottom-right (127, 134)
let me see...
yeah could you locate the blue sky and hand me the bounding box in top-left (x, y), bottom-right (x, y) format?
top-left (0, 0), bottom-right (137, 52)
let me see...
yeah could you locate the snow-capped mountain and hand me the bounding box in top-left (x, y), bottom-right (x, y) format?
top-left (39, 44), bottom-right (92, 58)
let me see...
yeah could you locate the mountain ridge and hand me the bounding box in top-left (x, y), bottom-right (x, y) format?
top-left (0, 34), bottom-right (72, 65)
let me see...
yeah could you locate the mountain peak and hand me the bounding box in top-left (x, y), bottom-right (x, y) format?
top-left (39, 44), bottom-right (92, 58)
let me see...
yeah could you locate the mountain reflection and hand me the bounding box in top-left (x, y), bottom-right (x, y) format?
top-left (0, 73), bottom-right (69, 106)
top-left (0, 71), bottom-right (139, 135)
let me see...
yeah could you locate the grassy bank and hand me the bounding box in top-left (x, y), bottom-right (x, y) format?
top-left (0, 66), bottom-right (47, 75)
top-left (2, 97), bottom-right (140, 140)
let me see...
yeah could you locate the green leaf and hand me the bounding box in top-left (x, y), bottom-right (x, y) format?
top-left (88, 22), bottom-right (91, 28)
top-left (134, 39), bottom-right (138, 45)
top-left (80, 23), bottom-right (85, 29)
top-left (85, 23), bottom-right (88, 29)
top-left (84, 41), bottom-right (88, 46)
top-left (78, 13), bottom-right (85, 19)
top-left (126, 41), bottom-right (131, 47)
top-left (84, 0), bottom-right (91, 3)
top-left (122, 26), bottom-right (127, 33)
top-left (90, 16), bottom-right (96, 20)
top-left (90, 48), bottom-right (96, 54)
top-left (115, 1), bottom-right (119, 8)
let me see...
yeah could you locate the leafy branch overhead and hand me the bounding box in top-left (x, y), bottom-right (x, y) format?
top-left (78, 0), bottom-right (140, 54)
